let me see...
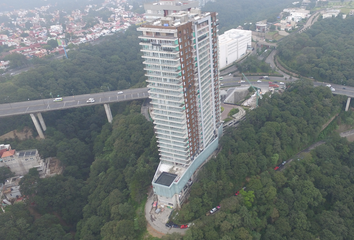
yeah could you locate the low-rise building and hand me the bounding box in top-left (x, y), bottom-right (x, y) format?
top-left (0, 144), bottom-right (46, 177)
top-left (323, 9), bottom-right (340, 19)
top-left (218, 29), bottom-right (252, 69)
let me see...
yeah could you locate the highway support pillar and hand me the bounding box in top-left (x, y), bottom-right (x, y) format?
top-left (37, 113), bottom-right (47, 131)
top-left (104, 104), bottom-right (113, 123)
top-left (346, 97), bottom-right (351, 112)
top-left (30, 114), bottom-right (45, 139)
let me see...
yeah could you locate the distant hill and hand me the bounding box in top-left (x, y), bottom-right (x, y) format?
top-left (202, 0), bottom-right (295, 33)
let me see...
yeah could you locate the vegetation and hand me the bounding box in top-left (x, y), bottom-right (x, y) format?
top-left (0, 166), bottom-right (14, 184)
top-left (236, 56), bottom-right (273, 74)
top-left (203, 0), bottom-right (294, 33)
top-left (75, 107), bottom-right (159, 240)
top-left (0, 27), bottom-right (145, 104)
top-left (0, 101), bottom-right (158, 240)
top-left (277, 16), bottom-right (354, 86)
top-left (228, 108), bottom-right (240, 117)
top-left (165, 81), bottom-right (348, 239)
top-left (0, 24), bottom-right (155, 240)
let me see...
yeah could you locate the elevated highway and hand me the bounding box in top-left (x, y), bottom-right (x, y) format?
top-left (0, 88), bottom-right (148, 118)
top-left (0, 88), bottom-right (149, 139)
top-left (2, 79), bottom-right (354, 139)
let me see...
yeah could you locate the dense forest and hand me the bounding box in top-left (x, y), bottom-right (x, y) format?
top-left (159, 80), bottom-right (352, 240)
top-left (277, 16), bottom-right (354, 86)
top-left (0, 25), bottom-right (155, 239)
top-left (236, 56), bottom-right (273, 74)
top-left (0, 101), bottom-right (158, 240)
top-left (202, 0), bottom-right (294, 33)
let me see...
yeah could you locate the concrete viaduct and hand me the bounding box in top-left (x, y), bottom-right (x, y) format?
top-left (0, 88), bottom-right (149, 139)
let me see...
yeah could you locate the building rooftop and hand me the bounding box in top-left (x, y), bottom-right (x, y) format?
top-left (155, 172), bottom-right (178, 186)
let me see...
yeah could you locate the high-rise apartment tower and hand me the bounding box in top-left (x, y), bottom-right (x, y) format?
top-left (138, 6), bottom-right (222, 208)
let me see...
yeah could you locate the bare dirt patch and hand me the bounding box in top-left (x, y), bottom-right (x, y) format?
top-left (0, 127), bottom-right (33, 141)
top-left (336, 124), bottom-right (354, 133)
top-left (45, 157), bottom-right (63, 176)
top-left (345, 135), bottom-right (354, 142)
top-left (146, 222), bottom-right (165, 238)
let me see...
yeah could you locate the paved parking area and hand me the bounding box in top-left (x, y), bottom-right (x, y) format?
top-left (145, 190), bottom-right (187, 237)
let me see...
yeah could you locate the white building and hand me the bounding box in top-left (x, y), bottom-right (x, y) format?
top-left (218, 29), bottom-right (251, 69)
top-left (323, 9), bottom-right (340, 19)
top-left (138, 7), bottom-right (222, 208)
top-left (283, 8), bottom-right (310, 21)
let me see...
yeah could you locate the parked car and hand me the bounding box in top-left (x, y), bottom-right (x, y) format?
top-left (281, 161), bottom-right (286, 166)
top-left (221, 83), bottom-right (224, 86)
top-left (326, 84), bottom-right (331, 87)
top-left (86, 98), bottom-right (95, 103)
top-left (279, 82), bottom-right (284, 85)
top-left (274, 166), bottom-right (279, 171)
top-left (257, 80), bottom-right (262, 83)
top-left (181, 225), bottom-right (188, 229)
top-left (210, 208), bottom-right (217, 214)
top-left (235, 191), bottom-right (240, 196)
top-left (165, 223), bottom-right (172, 228)
top-left (172, 224), bottom-right (179, 228)
top-left (117, 91), bottom-right (123, 94)
top-left (229, 73), bottom-right (232, 76)
top-left (240, 80), bottom-right (245, 83)
top-left (53, 97), bottom-right (63, 102)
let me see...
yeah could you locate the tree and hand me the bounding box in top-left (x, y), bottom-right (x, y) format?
top-left (0, 166), bottom-right (14, 183)
top-left (4, 53), bottom-right (28, 69)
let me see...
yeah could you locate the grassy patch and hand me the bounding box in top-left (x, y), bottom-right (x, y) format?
top-left (228, 108), bottom-right (239, 117)
top-left (224, 117), bottom-right (233, 123)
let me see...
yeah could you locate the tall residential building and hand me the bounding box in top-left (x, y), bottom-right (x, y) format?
top-left (138, 7), bottom-right (222, 208)
top-left (218, 29), bottom-right (252, 69)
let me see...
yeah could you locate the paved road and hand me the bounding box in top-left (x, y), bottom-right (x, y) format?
top-left (313, 82), bottom-right (354, 98)
top-left (298, 12), bottom-right (321, 34)
top-left (1, 78), bottom-right (353, 119)
top-left (0, 88), bottom-right (149, 118)
top-left (220, 76), bottom-right (292, 88)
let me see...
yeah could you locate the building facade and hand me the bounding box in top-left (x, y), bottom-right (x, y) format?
top-left (218, 29), bottom-right (251, 69)
top-left (0, 144), bottom-right (45, 177)
top-left (138, 7), bottom-right (222, 208)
